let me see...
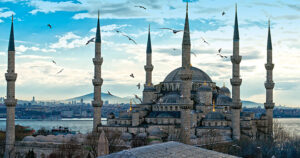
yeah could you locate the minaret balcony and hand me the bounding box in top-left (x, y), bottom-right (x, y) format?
top-left (5, 98), bottom-right (17, 107)
top-left (92, 100), bottom-right (103, 107)
top-left (264, 82), bottom-right (274, 89)
top-left (230, 78), bottom-right (242, 86)
top-left (265, 63), bottom-right (274, 70)
top-left (231, 55), bottom-right (242, 64)
top-left (93, 57), bottom-right (103, 65)
top-left (144, 65), bottom-right (153, 71)
top-left (5, 73), bottom-right (17, 81)
top-left (93, 79), bottom-right (103, 86)
top-left (231, 101), bottom-right (242, 109)
top-left (264, 103), bottom-right (274, 109)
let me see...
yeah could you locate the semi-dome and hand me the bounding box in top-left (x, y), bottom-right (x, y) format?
top-left (160, 93), bottom-right (181, 104)
top-left (204, 111), bottom-right (225, 120)
top-left (163, 67), bottom-right (212, 83)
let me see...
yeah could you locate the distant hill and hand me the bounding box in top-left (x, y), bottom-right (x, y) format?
top-left (241, 100), bottom-right (264, 108)
top-left (67, 93), bottom-right (133, 104)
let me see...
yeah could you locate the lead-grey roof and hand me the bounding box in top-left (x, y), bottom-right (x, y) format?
top-left (163, 67), bottom-right (212, 83)
top-left (216, 94), bottom-right (232, 106)
top-left (160, 93), bottom-right (181, 104)
top-left (98, 141), bottom-right (238, 158)
top-left (204, 111), bottom-right (225, 121)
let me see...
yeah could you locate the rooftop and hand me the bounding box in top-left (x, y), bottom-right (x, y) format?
top-left (98, 141), bottom-right (238, 158)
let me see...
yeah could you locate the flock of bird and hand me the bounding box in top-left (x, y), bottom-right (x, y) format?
top-left (46, 5), bottom-right (228, 103)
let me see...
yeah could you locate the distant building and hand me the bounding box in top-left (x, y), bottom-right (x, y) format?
top-left (104, 100), bottom-right (109, 105)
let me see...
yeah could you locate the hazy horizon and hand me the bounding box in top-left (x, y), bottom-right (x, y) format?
top-left (0, 0), bottom-right (299, 107)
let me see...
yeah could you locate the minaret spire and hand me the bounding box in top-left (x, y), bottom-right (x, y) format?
top-left (182, 2), bottom-right (191, 68)
top-left (143, 24), bottom-right (155, 104)
top-left (8, 14), bottom-right (15, 51)
top-left (96, 10), bottom-right (101, 43)
top-left (179, 2), bottom-right (193, 145)
top-left (5, 14), bottom-right (18, 158)
top-left (233, 4), bottom-right (239, 41)
top-left (230, 4), bottom-right (242, 140)
top-left (146, 24), bottom-right (152, 54)
top-left (264, 19), bottom-right (275, 136)
top-left (92, 10), bottom-right (103, 131)
top-left (267, 19), bottom-right (272, 50)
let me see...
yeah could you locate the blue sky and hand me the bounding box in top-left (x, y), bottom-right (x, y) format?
top-left (0, 0), bottom-right (300, 106)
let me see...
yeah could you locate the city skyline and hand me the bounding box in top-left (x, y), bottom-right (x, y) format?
top-left (0, 0), bottom-right (299, 107)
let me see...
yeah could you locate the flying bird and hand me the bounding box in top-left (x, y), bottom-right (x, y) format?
top-left (122, 34), bottom-right (137, 44)
top-left (191, 51), bottom-right (197, 57)
top-left (222, 11), bottom-right (226, 16)
top-left (130, 73), bottom-right (135, 78)
top-left (160, 28), bottom-right (183, 34)
top-left (201, 37), bottom-right (209, 45)
top-left (86, 37), bottom-right (95, 45)
top-left (51, 60), bottom-right (56, 65)
top-left (137, 83), bottom-right (141, 89)
top-left (47, 24), bottom-right (52, 29)
top-left (217, 53), bottom-right (228, 59)
top-left (134, 94), bottom-right (142, 103)
top-left (218, 48), bottom-right (222, 53)
top-left (115, 29), bottom-right (121, 33)
top-left (56, 68), bottom-right (64, 75)
top-left (108, 91), bottom-right (113, 96)
top-left (134, 5), bottom-right (146, 10)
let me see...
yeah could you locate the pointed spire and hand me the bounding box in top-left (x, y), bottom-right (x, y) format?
top-left (182, 2), bottom-right (190, 45)
top-left (146, 24), bottom-right (152, 54)
top-left (8, 14), bottom-right (15, 51)
top-left (95, 10), bottom-right (101, 43)
top-left (267, 19), bottom-right (272, 50)
top-left (233, 4), bottom-right (239, 41)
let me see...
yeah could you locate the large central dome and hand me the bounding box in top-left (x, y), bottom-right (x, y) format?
top-left (163, 67), bottom-right (212, 82)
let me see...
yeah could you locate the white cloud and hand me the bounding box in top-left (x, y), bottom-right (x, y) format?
top-left (49, 32), bottom-right (89, 49)
top-left (16, 45), bottom-right (56, 53)
top-left (0, 7), bottom-right (15, 22)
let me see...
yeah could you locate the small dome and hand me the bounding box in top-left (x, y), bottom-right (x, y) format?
top-left (216, 94), bottom-right (232, 106)
top-left (198, 84), bottom-right (212, 92)
top-left (137, 132), bottom-right (147, 138)
top-left (23, 136), bottom-right (35, 142)
top-left (35, 135), bottom-right (46, 142)
top-left (121, 132), bottom-right (132, 141)
top-left (204, 111), bottom-right (225, 120)
top-left (164, 67), bottom-right (212, 83)
top-left (219, 86), bottom-right (230, 97)
top-left (220, 86), bottom-right (230, 94)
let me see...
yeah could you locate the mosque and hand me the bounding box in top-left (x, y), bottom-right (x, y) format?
top-left (99, 3), bottom-right (275, 145)
top-left (3, 3), bottom-right (275, 158)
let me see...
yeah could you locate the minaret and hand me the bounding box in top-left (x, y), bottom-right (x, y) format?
top-left (264, 20), bottom-right (275, 136)
top-left (5, 15), bottom-right (17, 158)
top-left (230, 4), bottom-right (242, 140)
top-left (92, 11), bottom-right (103, 131)
top-left (143, 25), bottom-right (155, 104)
top-left (179, 3), bottom-right (193, 144)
